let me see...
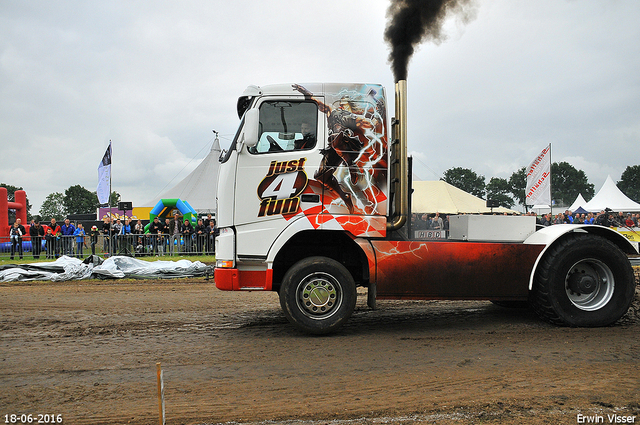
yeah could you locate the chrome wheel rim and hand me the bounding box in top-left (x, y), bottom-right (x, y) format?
top-left (296, 272), bottom-right (343, 320)
top-left (565, 258), bottom-right (615, 311)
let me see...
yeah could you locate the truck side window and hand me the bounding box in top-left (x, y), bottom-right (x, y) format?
top-left (249, 101), bottom-right (317, 154)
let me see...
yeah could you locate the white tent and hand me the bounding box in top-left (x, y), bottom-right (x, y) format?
top-left (412, 181), bottom-right (518, 215)
top-left (145, 138), bottom-right (221, 213)
top-left (531, 204), bottom-right (551, 214)
top-left (568, 193), bottom-right (587, 212)
top-left (582, 175), bottom-right (640, 212)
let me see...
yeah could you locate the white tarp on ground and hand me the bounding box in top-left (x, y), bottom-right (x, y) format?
top-left (0, 256), bottom-right (211, 282)
top-left (582, 175), bottom-right (640, 212)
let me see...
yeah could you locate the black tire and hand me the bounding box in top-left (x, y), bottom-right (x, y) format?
top-left (279, 256), bottom-right (356, 335)
top-left (530, 233), bottom-right (635, 327)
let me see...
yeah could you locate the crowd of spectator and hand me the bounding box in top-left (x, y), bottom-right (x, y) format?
top-left (533, 210), bottom-right (640, 227)
top-left (410, 209), bottom-right (640, 234)
top-left (4, 213), bottom-right (219, 260)
top-left (411, 213), bottom-right (449, 231)
top-left (102, 213), bottom-right (219, 257)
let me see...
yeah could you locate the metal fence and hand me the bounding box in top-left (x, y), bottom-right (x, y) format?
top-left (0, 233), bottom-right (216, 260)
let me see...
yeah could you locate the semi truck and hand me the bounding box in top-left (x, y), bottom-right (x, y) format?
top-left (214, 80), bottom-right (637, 334)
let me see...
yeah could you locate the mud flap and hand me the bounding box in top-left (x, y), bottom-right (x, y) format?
top-left (368, 282), bottom-right (377, 310)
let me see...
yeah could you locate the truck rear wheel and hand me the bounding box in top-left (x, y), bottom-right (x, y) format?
top-left (279, 256), bottom-right (356, 335)
top-left (530, 233), bottom-right (635, 327)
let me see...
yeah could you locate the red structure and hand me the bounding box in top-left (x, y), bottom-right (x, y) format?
top-left (0, 187), bottom-right (28, 238)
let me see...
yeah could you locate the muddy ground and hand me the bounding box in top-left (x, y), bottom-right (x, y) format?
top-left (1, 270), bottom-right (639, 425)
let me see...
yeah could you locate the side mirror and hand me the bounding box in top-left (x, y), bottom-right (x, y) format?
top-left (243, 108), bottom-right (259, 148)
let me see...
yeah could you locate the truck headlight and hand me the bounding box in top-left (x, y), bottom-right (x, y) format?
top-left (216, 260), bottom-right (234, 268)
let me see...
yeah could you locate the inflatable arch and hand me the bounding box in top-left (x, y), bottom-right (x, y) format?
top-left (144, 198), bottom-right (198, 233)
top-left (0, 187), bottom-right (39, 253)
top-left (1, 187), bottom-right (28, 238)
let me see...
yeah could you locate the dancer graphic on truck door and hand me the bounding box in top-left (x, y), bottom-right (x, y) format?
top-left (293, 84), bottom-right (387, 215)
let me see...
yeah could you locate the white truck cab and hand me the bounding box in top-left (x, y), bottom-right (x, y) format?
top-left (215, 81), bottom-right (637, 334)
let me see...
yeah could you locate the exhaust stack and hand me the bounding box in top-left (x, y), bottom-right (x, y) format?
top-left (387, 79), bottom-right (409, 232)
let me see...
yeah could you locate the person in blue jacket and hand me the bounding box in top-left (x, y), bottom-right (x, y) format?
top-left (60, 219), bottom-right (76, 256)
top-left (73, 223), bottom-right (87, 258)
top-left (119, 218), bottom-right (132, 254)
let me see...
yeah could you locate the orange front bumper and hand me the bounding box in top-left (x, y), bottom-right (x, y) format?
top-left (214, 268), bottom-right (273, 291)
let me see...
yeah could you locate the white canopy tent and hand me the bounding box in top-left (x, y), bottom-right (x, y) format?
top-left (582, 175), bottom-right (640, 212)
top-left (412, 181), bottom-right (518, 215)
top-left (568, 193), bottom-right (587, 212)
top-left (145, 138), bottom-right (221, 213)
top-left (531, 204), bottom-right (551, 214)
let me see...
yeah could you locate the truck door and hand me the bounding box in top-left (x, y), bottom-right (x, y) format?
top-left (233, 98), bottom-right (325, 257)
top-left (309, 83), bottom-right (389, 237)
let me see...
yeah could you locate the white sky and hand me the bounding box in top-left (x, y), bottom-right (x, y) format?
top-left (1, 0), bottom-right (639, 211)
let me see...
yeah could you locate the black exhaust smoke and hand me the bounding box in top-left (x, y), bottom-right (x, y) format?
top-left (384, 0), bottom-right (476, 82)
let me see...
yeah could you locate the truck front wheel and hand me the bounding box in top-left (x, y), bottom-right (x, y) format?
top-left (530, 233), bottom-right (635, 327)
top-left (279, 256), bottom-right (356, 335)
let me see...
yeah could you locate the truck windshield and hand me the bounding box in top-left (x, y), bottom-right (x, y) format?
top-left (249, 101), bottom-right (317, 154)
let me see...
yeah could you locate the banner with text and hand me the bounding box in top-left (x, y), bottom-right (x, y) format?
top-left (526, 144), bottom-right (551, 206)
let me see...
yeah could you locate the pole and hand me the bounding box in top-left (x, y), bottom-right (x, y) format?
top-left (108, 140), bottom-right (113, 256)
top-left (549, 143), bottom-right (553, 219)
top-left (156, 362), bottom-right (165, 425)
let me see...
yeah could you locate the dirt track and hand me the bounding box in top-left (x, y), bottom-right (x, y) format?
top-left (1, 272), bottom-right (639, 425)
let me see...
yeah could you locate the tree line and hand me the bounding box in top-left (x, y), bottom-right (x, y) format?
top-left (441, 163), bottom-right (639, 210)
